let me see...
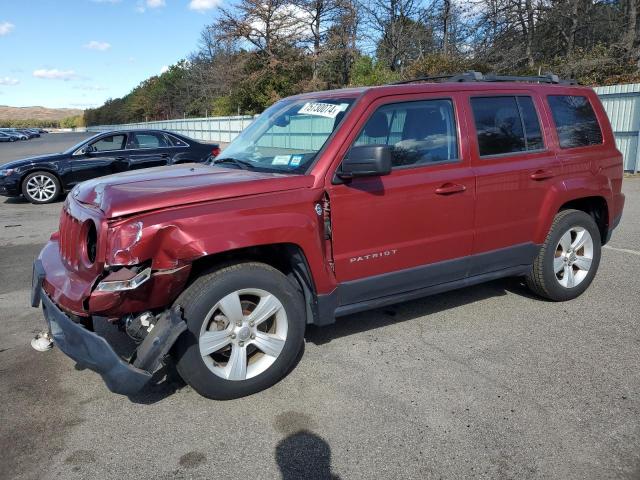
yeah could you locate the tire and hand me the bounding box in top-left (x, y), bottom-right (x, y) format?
top-left (173, 262), bottom-right (306, 400)
top-left (526, 209), bottom-right (601, 301)
top-left (21, 171), bottom-right (61, 204)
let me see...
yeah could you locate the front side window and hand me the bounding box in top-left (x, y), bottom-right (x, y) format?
top-left (91, 134), bottom-right (126, 152)
top-left (548, 95), bottom-right (603, 148)
top-left (215, 97), bottom-right (355, 173)
top-left (353, 99), bottom-right (458, 168)
top-left (471, 96), bottom-right (544, 156)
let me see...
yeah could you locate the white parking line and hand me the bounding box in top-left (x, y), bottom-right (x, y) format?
top-left (603, 245), bottom-right (640, 256)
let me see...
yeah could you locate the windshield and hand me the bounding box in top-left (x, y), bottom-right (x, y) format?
top-left (214, 96), bottom-right (356, 173)
top-left (63, 133), bottom-right (103, 154)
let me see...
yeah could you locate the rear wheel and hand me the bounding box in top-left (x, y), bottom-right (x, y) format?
top-left (526, 209), bottom-right (601, 301)
top-left (21, 171), bottom-right (61, 204)
top-left (173, 262), bottom-right (306, 399)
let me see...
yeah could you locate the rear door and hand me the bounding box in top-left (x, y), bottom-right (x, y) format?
top-left (70, 133), bottom-right (129, 185)
top-left (467, 91), bottom-right (561, 273)
top-left (126, 132), bottom-right (172, 170)
top-left (327, 92), bottom-right (476, 305)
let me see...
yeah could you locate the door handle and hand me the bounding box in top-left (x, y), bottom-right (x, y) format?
top-left (114, 156), bottom-right (127, 161)
top-left (435, 183), bottom-right (466, 195)
top-left (530, 170), bottom-right (554, 181)
top-left (160, 153), bottom-right (170, 158)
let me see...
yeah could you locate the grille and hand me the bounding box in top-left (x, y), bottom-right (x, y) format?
top-left (59, 208), bottom-right (83, 270)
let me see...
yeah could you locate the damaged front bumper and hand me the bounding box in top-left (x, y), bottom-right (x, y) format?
top-left (32, 259), bottom-right (186, 395)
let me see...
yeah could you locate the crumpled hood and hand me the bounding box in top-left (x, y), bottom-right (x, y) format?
top-left (72, 163), bottom-right (314, 218)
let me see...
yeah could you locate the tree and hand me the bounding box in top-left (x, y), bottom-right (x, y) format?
top-left (214, 0), bottom-right (306, 58)
top-left (84, 0), bottom-right (640, 126)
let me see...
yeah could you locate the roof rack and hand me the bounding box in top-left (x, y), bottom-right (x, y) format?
top-left (391, 71), bottom-right (578, 86)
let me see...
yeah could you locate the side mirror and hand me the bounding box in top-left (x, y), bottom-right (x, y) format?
top-left (337, 145), bottom-right (392, 180)
top-left (82, 145), bottom-right (96, 155)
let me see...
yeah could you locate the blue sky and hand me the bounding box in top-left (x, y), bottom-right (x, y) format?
top-left (0, 0), bottom-right (220, 109)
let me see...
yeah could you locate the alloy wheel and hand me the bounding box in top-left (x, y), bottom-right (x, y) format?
top-left (25, 175), bottom-right (57, 202)
top-left (198, 288), bottom-right (288, 381)
top-left (554, 226), bottom-right (594, 288)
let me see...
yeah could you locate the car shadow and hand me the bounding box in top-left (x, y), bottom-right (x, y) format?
top-left (2, 195), bottom-right (66, 205)
top-left (305, 276), bottom-right (537, 345)
top-left (276, 430), bottom-right (340, 480)
top-left (86, 276), bottom-right (539, 404)
top-left (3, 197), bottom-right (29, 205)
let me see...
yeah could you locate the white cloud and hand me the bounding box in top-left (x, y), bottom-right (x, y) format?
top-left (73, 84), bottom-right (107, 91)
top-left (160, 65), bottom-right (170, 74)
top-left (84, 40), bottom-right (111, 51)
top-left (137, 0), bottom-right (165, 12)
top-left (0, 76), bottom-right (19, 86)
top-left (33, 69), bottom-right (79, 81)
top-left (189, 0), bottom-right (221, 11)
top-left (0, 21), bottom-right (15, 36)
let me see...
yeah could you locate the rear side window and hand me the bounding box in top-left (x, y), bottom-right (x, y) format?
top-left (131, 132), bottom-right (169, 149)
top-left (353, 99), bottom-right (458, 168)
top-left (471, 96), bottom-right (544, 156)
top-left (166, 134), bottom-right (188, 147)
top-left (548, 95), bottom-right (603, 148)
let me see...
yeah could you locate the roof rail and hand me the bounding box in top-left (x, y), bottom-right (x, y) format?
top-left (390, 71), bottom-right (578, 86)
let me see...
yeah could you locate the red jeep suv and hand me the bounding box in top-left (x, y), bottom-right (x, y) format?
top-left (31, 73), bottom-right (625, 399)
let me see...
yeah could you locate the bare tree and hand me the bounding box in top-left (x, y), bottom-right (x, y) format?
top-left (292, 0), bottom-right (341, 79)
top-left (320, 0), bottom-right (360, 85)
top-left (361, 0), bottom-right (437, 72)
top-left (214, 0), bottom-right (307, 58)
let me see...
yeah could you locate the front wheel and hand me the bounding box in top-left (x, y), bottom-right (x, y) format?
top-left (173, 262), bottom-right (306, 400)
top-left (526, 209), bottom-right (601, 301)
top-left (21, 171), bottom-right (61, 204)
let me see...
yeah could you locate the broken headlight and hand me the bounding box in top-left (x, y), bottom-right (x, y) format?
top-left (107, 221), bottom-right (143, 266)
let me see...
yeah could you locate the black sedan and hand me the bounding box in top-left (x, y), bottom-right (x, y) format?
top-left (0, 129), bottom-right (220, 204)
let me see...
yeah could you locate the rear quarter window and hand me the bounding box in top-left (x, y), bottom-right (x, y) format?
top-left (547, 95), bottom-right (603, 148)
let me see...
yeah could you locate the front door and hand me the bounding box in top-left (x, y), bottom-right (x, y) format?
top-left (327, 94), bottom-right (476, 305)
top-left (70, 133), bottom-right (129, 185)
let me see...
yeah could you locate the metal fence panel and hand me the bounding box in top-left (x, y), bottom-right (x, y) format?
top-left (594, 83), bottom-right (640, 173)
top-left (88, 86), bottom-right (640, 172)
top-left (86, 115), bottom-right (256, 144)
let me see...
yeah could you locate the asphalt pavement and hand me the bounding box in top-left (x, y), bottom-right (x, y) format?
top-left (0, 134), bottom-right (638, 479)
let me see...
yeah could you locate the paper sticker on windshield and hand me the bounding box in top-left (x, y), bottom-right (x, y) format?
top-left (290, 155), bottom-right (304, 166)
top-left (299, 102), bottom-right (346, 118)
top-left (272, 155), bottom-right (291, 165)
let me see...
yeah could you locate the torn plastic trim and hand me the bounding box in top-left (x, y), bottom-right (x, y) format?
top-left (36, 275), bottom-right (188, 395)
top-left (96, 267), bottom-right (151, 292)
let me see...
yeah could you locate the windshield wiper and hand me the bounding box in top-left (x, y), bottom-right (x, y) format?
top-left (212, 157), bottom-right (255, 170)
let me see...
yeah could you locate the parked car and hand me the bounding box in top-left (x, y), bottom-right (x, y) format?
top-left (0, 132), bottom-right (17, 142)
top-left (0, 129), bottom-right (28, 140)
top-left (0, 129), bottom-right (220, 204)
top-left (23, 129), bottom-right (41, 138)
top-left (31, 73), bottom-right (625, 400)
top-left (17, 129), bottom-right (39, 138)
